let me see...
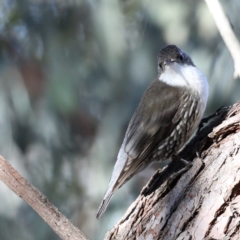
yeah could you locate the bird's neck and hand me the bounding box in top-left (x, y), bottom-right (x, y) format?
top-left (158, 63), bottom-right (208, 102)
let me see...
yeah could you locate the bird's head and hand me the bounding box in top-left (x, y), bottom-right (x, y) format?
top-left (157, 45), bottom-right (194, 75)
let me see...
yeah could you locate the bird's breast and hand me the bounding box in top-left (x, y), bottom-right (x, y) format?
top-left (152, 94), bottom-right (203, 160)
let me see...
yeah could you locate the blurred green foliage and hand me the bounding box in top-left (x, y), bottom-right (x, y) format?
top-left (0, 0), bottom-right (239, 239)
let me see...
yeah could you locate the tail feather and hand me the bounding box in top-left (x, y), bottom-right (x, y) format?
top-left (96, 191), bottom-right (113, 219)
top-left (96, 141), bottom-right (128, 219)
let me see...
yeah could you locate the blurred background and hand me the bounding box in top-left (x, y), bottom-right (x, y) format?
top-left (0, 0), bottom-right (239, 239)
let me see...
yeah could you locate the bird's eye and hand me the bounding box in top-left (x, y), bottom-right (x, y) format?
top-left (159, 63), bottom-right (163, 69)
top-left (179, 54), bottom-right (184, 61)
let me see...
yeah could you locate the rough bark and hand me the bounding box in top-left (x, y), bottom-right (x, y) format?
top-left (105, 101), bottom-right (240, 240)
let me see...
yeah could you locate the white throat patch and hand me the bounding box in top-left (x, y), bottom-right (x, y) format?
top-left (159, 63), bottom-right (208, 103)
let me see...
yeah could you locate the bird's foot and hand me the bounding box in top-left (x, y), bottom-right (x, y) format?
top-left (167, 155), bottom-right (192, 188)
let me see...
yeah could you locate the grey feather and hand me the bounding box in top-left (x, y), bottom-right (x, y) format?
top-left (96, 45), bottom-right (208, 219)
top-left (96, 80), bottom-right (189, 219)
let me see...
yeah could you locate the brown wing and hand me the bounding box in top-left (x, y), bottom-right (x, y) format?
top-left (96, 80), bottom-right (191, 219)
top-left (113, 80), bottom-right (188, 191)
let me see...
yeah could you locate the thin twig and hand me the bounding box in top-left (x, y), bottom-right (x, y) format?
top-left (205, 0), bottom-right (240, 79)
top-left (0, 155), bottom-right (88, 240)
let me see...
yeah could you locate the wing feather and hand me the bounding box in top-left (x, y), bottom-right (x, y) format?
top-left (113, 80), bottom-right (188, 191)
top-left (96, 80), bottom-right (189, 218)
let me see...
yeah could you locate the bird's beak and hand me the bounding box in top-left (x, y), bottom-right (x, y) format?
top-left (164, 59), bottom-right (177, 66)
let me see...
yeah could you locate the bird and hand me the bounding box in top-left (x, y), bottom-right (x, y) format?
top-left (96, 45), bottom-right (209, 219)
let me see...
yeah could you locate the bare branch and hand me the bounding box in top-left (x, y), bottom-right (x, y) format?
top-left (205, 0), bottom-right (240, 79)
top-left (0, 155), bottom-right (88, 240)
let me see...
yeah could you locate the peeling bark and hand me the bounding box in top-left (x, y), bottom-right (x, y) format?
top-left (105, 101), bottom-right (240, 240)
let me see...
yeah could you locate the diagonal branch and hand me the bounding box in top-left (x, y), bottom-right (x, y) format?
top-left (0, 155), bottom-right (88, 240)
top-left (205, 0), bottom-right (240, 79)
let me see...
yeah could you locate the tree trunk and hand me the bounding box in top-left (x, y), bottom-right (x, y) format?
top-left (104, 101), bottom-right (240, 240)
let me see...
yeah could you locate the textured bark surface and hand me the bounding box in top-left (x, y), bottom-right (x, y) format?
top-left (105, 101), bottom-right (240, 240)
